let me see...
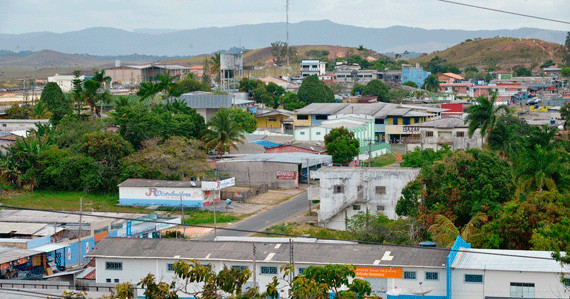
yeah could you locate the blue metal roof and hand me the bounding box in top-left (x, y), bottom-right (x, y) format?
top-left (251, 140), bottom-right (281, 148)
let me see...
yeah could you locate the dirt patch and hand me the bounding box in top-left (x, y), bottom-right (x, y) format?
top-left (246, 189), bottom-right (304, 205)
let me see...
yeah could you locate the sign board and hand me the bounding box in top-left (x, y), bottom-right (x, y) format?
top-left (355, 267), bottom-right (402, 278)
top-left (202, 177), bottom-right (236, 190)
top-left (126, 221), bottom-right (132, 237)
top-left (276, 171), bottom-right (297, 180)
top-left (403, 126), bottom-right (420, 133)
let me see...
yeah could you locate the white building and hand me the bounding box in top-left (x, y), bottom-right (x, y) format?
top-left (118, 178), bottom-right (235, 208)
top-left (310, 167), bottom-right (420, 230)
top-left (294, 114), bottom-right (375, 147)
top-left (86, 237), bottom-right (449, 298)
top-left (300, 60), bottom-right (326, 77)
top-left (403, 118), bottom-right (482, 151)
top-left (48, 74), bottom-right (84, 92)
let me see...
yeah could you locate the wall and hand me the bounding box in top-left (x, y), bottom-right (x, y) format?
top-left (65, 237), bottom-right (95, 265)
top-left (257, 116), bottom-right (285, 128)
top-left (294, 127), bottom-right (327, 142)
top-left (312, 168), bottom-right (420, 228)
top-left (119, 186), bottom-right (205, 207)
top-left (420, 128), bottom-right (481, 150)
top-left (216, 161), bottom-right (300, 189)
top-left (105, 67), bottom-right (143, 86)
top-left (0, 119), bottom-right (50, 134)
top-left (294, 114), bottom-right (312, 127)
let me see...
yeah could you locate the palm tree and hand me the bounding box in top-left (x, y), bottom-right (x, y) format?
top-left (422, 74), bottom-right (440, 92)
top-left (465, 91), bottom-right (510, 146)
top-left (515, 145), bottom-right (570, 195)
top-left (156, 72), bottom-right (180, 104)
top-left (30, 101), bottom-right (51, 119)
top-left (114, 96), bottom-right (132, 109)
top-left (205, 53), bottom-right (221, 84)
top-left (202, 108), bottom-right (245, 157)
top-left (137, 81), bottom-right (161, 109)
top-left (428, 213), bottom-right (488, 247)
top-left (526, 125), bottom-right (559, 151)
top-left (83, 79), bottom-right (101, 117)
top-left (93, 69), bottom-right (112, 90)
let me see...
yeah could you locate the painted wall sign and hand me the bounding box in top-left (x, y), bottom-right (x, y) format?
top-left (276, 171), bottom-right (297, 180)
top-left (202, 177), bottom-right (236, 190)
top-left (355, 267), bottom-right (402, 278)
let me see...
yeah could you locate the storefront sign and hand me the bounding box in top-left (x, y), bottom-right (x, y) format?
top-left (355, 267), bottom-right (402, 278)
top-left (276, 171), bottom-right (297, 180)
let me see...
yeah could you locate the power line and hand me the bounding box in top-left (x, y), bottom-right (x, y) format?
top-left (437, 0), bottom-right (570, 25)
top-left (0, 204), bottom-right (562, 262)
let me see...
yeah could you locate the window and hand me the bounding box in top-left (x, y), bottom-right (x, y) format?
top-left (425, 131), bottom-right (434, 137)
top-left (315, 114), bottom-right (328, 120)
top-left (377, 205), bottom-right (385, 211)
top-left (334, 185), bottom-right (344, 194)
top-left (232, 265), bottom-right (248, 270)
top-left (456, 131), bottom-right (465, 137)
top-left (106, 278), bottom-right (112, 283)
top-left (403, 271), bottom-right (416, 280)
top-left (167, 263), bottom-right (175, 272)
top-left (353, 205), bottom-right (361, 211)
top-left (300, 132), bottom-right (305, 135)
top-left (297, 115), bottom-right (309, 120)
top-left (268, 118), bottom-right (277, 122)
top-left (375, 118), bottom-right (384, 125)
top-left (510, 283), bottom-right (535, 298)
top-left (425, 272), bottom-right (439, 280)
top-left (316, 132), bottom-right (321, 135)
top-left (376, 186), bottom-right (386, 194)
top-left (261, 266), bottom-right (278, 274)
top-left (114, 279), bottom-right (119, 283)
top-left (403, 118), bottom-right (410, 125)
top-left (464, 274), bottom-right (483, 283)
top-left (106, 262), bottom-right (122, 271)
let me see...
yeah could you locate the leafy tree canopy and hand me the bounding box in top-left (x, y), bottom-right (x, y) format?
top-left (324, 127), bottom-right (359, 165)
top-left (298, 75), bottom-right (335, 104)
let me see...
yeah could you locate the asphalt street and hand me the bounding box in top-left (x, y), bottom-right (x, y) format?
top-left (199, 191), bottom-right (309, 239)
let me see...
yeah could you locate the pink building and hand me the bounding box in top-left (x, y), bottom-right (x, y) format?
top-left (440, 82), bottom-right (474, 96)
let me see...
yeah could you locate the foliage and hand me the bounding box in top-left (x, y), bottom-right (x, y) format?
top-left (487, 114), bottom-right (531, 157)
top-left (513, 66), bottom-right (532, 77)
top-left (465, 92), bottom-right (510, 144)
top-left (464, 66), bottom-right (479, 73)
top-left (177, 74), bottom-right (211, 93)
top-left (346, 212), bottom-right (422, 245)
top-left (361, 79), bottom-right (389, 102)
top-left (239, 78), bottom-right (262, 94)
top-left (561, 101), bottom-right (570, 128)
top-left (202, 107), bottom-right (247, 157)
top-left (397, 149), bottom-right (514, 227)
top-left (351, 84), bottom-right (365, 96)
top-left (121, 136), bottom-right (210, 181)
top-left (183, 210), bottom-right (239, 225)
top-left (540, 60), bottom-right (555, 68)
top-left (280, 92), bottom-right (306, 111)
top-left (428, 213), bottom-right (487, 247)
top-left (271, 41), bottom-right (297, 66)
top-left (423, 56), bottom-right (460, 74)
top-left (157, 71), bottom-right (182, 103)
top-left (402, 81), bottom-right (418, 88)
top-left (324, 127), bottom-right (359, 165)
top-left (563, 32), bottom-right (570, 67)
top-left (5, 103), bottom-right (31, 119)
top-left (562, 67), bottom-right (570, 77)
top-left (297, 75), bottom-right (335, 104)
top-left (400, 146), bottom-right (451, 168)
top-left (369, 153), bottom-right (398, 167)
top-left (228, 108), bottom-right (258, 133)
top-left (137, 81), bottom-right (161, 108)
top-left (40, 82), bottom-right (71, 125)
top-left (422, 74), bottom-right (440, 92)
top-left (513, 145), bottom-right (570, 195)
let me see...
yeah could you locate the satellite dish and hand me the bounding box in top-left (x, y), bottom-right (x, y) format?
top-left (190, 181), bottom-right (196, 187)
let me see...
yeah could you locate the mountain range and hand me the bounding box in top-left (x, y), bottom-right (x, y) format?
top-left (0, 20), bottom-right (566, 57)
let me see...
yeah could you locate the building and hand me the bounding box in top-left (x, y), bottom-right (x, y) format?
top-left (86, 237), bottom-right (450, 298)
top-left (104, 64), bottom-right (190, 87)
top-left (294, 114), bottom-right (375, 147)
top-left (440, 83), bottom-right (474, 97)
top-left (255, 110), bottom-right (293, 130)
top-left (214, 153), bottom-right (331, 188)
top-left (176, 91), bottom-right (255, 122)
top-left (265, 140), bottom-right (327, 155)
top-left (117, 178), bottom-right (235, 207)
top-left (401, 64), bottom-right (431, 88)
top-left (335, 69), bottom-right (380, 91)
top-left (438, 73), bottom-right (464, 83)
top-left (310, 167), bottom-right (420, 230)
top-left (300, 60), bottom-right (326, 77)
top-left (542, 67), bottom-right (562, 78)
top-left (403, 118), bottom-right (482, 151)
top-left (47, 74), bottom-right (85, 92)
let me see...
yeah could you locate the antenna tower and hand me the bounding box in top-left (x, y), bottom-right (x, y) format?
top-left (286, 0), bottom-right (289, 66)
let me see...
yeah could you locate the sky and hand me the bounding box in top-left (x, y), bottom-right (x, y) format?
top-left (0, 0), bottom-right (569, 34)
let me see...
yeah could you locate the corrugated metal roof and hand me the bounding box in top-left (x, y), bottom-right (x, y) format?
top-left (452, 248), bottom-right (570, 273)
top-left (118, 179), bottom-right (201, 188)
top-left (32, 243), bottom-right (69, 253)
top-left (409, 117), bottom-right (468, 129)
top-left (0, 222), bottom-right (47, 235)
top-left (0, 246), bottom-right (41, 264)
top-left (220, 153), bottom-right (331, 168)
top-left (87, 238), bottom-right (449, 268)
top-left (294, 103), bottom-right (349, 115)
top-left (178, 93), bottom-right (233, 109)
top-left (251, 140), bottom-right (282, 148)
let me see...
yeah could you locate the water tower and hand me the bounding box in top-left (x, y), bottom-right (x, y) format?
top-left (220, 53), bottom-right (243, 91)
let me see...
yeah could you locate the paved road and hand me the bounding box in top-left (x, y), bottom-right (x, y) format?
top-left (199, 191), bottom-right (309, 239)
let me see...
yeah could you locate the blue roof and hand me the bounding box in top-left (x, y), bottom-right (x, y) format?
top-left (251, 140), bottom-right (281, 148)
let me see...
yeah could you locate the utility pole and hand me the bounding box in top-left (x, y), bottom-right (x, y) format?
top-left (180, 196), bottom-right (185, 239)
top-left (78, 197), bottom-right (83, 266)
top-left (253, 243), bottom-right (258, 291)
top-left (307, 158), bottom-right (311, 216)
top-left (289, 239), bottom-right (295, 280)
top-left (368, 139), bottom-right (373, 168)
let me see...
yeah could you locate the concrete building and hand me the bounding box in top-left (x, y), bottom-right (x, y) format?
top-left (403, 118), bottom-right (482, 151)
top-left (86, 237), bottom-right (450, 298)
top-left (401, 64), bottom-right (431, 88)
top-left (215, 153), bottom-right (331, 188)
top-left (300, 60), bottom-right (326, 77)
top-left (294, 114), bottom-right (375, 147)
top-left (104, 64), bottom-right (190, 87)
top-left (310, 167), bottom-right (420, 230)
top-left (176, 91), bottom-right (255, 122)
top-left (335, 69), bottom-right (380, 91)
top-left (255, 110), bottom-right (293, 130)
top-left (438, 73), bottom-right (464, 83)
top-left (440, 83), bottom-right (474, 97)
top-left (47, 74), bottom-right (84, 92)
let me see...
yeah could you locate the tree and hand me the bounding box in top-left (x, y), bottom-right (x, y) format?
top-left (270, 41), bottom-right (296, 66)
top-left (347, 212), bottom-right (422, 245)
top-left (561, 67), bottom-right (570, 77)
top-left (228, 108), bottom-right (257, 133)
top-left (351, 83), bottom-right (366, 96)
top-left (464, 66), bottom-right (479, 73)
top-left (514, 145), bottom-right (570, 195)
top-left (513, 67), bottom-right (532, 77)
top-left (487, 114), bottom-right (531, 158)
top-left (298, 75), bottom-right (335, 104)
top-left (280, 92), bottom-right (306, 111)
top-left (202, 107), bottom-right (246, 157)
top-left (428, 213), bottom-right (488, 247)
top-left (177, 74), bottom-right (211, 93)
top-left (71, 70), bottom-right (84, 116)
top-left (40, 82), bottom-right (70, 125)
top-left (82, 78), bottom-right (110, 118)
top-left (563, 32), bottom-right (570, 67)
top-left (300, 264), bottom-right (372, 299)
top-left (157, 71), bottom-right (181, 104)
top-left (402, 81), bottom-right (418, 88)
top-left (465, 92), bottom-right (510, 145)
top-left (239, 78), bottom-right (262, 94)
top-left (93, 69), bottom-right (111, 89)
top-left (121, 137), bottom-right (210, 181)
top-left (561, 102), bottom-right (570, 129)
top-left (422, 74), bottom-right (440, 92)
top-left (362, 79), bottom-right (389, 102)
top-left (205, 53), bottom-right (221, 84)
top-left (324, 127), bottom-right (359, 165)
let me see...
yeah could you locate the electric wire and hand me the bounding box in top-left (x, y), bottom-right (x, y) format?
top-left (0, 204), bottom-right (564, 262)
top-left (437, 0), bottom-right (570, 25)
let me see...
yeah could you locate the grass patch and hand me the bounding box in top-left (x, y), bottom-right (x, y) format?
top-left (370, 153), bottom-right (398, 167)
top-left (260, 222), bottom-right (357, 240)
top-left (0, 190), bottom-right (149, 213)
top-left (183, 210), bottom-right (239, 225)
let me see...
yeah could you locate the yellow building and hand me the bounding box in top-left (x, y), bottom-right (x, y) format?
top-left (256, 110), bottom-right (294, 129)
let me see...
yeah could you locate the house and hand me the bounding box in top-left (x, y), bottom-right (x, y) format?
top-left (176, 91), bottom-right (255, 122)
top-left (104, 64), bottom-right (190, 87)
top-left (403, 118), bottom-right (482, 151)
top-left (401, 64), bottom-right (431, 88)
top-left (259, 76), bottom-right (300, 92)
top-left (438, 73), bottom-right (464, 83)
top-left (310, 167), bottom-right (421, 230)
top-left (48, 74), bottom-right (85, 92)
top-left (300, 60), bottom-right (326, 77)
top-left (86, 237), bottom-right (450, 298)
top-left (542, 67), bottom-right (562, 78)
top-left (214, 153), bottom-right (331, 188)
top-left (255, 110), bottom-right (293, 130)
top-left (117, 178), bottom-right (236, 207)
top-left (294, 114), bottom-right (375, 147)
top-left (335, 69), bottom-right (380, 91)
top-left (439, 82), bottom-right (474, 97)
top-left (265, 140), bottom-right (327, 155)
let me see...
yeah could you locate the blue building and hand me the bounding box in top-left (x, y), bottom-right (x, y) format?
top-left (401, 64), bottom-right (431, 88)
